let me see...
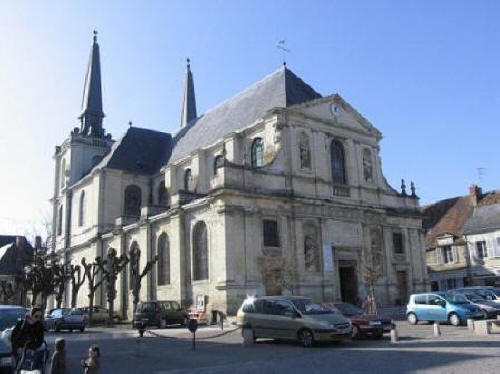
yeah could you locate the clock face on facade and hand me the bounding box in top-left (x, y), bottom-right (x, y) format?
top-left (330, 103), bottom-right (340, 117)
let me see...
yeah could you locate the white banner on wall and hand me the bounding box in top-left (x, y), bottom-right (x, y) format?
top-left (323, 244), bottom-right (334, 271)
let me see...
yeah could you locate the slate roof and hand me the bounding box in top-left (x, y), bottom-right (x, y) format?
top-left (464, 192), bottom-right (500, 234)
top-left (0, 237), bottom-right (33, 276)
top-left (0, 236), bottom-right (16, 248)
top-left (169, 66), bottom-right (321, 163)
top-left (422, 196), bottom-right (474, 247)
top-left (95, 127), bottom-right (173, 175)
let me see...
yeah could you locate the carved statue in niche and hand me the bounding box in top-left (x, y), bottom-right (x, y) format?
top-left (304, 228), bottom-right (320, 272)
top-left (363, 148), bottom-right (373, 183)
top-left (299, 132), bottom-right (311, 169)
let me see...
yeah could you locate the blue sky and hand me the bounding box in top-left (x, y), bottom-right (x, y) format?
top-left (0, 0), bottom-right (499, 236)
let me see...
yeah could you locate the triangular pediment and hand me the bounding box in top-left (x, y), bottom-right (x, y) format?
top-left (289, 94), bottom-right (382, 139)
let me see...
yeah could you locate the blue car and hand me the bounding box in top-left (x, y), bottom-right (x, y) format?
top-left (406, 292), bottom-right (484, 326)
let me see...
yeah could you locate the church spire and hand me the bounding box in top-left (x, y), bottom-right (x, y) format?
top-left (79, 30), bottom-right (105, 137)
top-left (180, 58), bottom-right (197, 127)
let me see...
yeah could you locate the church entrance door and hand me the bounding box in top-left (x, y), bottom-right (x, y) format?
top-left (339, 262), bottom-right (358, 304)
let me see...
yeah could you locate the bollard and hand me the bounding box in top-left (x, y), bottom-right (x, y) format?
top-left (467, 319), bottom-right (475, 331)
top-left (433, 322), bottom-right (441, 337)
top-left (390, 326), bottom-right (399, 343)
top-left (242, 327), bottom-right (255, 346)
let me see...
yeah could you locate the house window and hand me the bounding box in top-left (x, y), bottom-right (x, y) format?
top-left (393, 232), bottom-right (404, 254)
top-left (157, 181), bottom-right (168, 207)
top-left (304, 224), bottom-right (320, 272)
top-left (184, 169), bottom-right (192, 191)
top-left (476, 241), bottom-right (488, 259)
top-left (443, 246), bottom-right (454, 264)
top-left (330, 140), bottom-right (346, 184)
top-left (78, 190), bottom-right (86, 227)
top-left (124, 185), bottom-right (141, 217)
top-left (57, 205), bottom-right (63, 236)
top-left (263, 220), bottom-right (279, 247)
top-left (298, 132), bottom-right (311, 169)
top-left (251, 138), bottom-right (264, 168)
top-left (214, 155), bottom-right (224, 175)
top-left (192, 221), bottom-right (208, 281)
top-left (157, 233), bottom-right (170, 286)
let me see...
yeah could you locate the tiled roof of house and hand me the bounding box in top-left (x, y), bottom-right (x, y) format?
top-left (0, 237), bottom-right (33, 276)
top-left (422, 196), bottom-right (474, 248)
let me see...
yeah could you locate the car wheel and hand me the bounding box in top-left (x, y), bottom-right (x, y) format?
top-left (407, 313), bottom-right (418, 325)
top-left (80, 326), bottom-right (85, 333)
top-left (352, 325), bottom-right (361, 339)
top-left (298, 329), bottom-right (314, 348)
top-left (448, 313), bottom-right (461, 326)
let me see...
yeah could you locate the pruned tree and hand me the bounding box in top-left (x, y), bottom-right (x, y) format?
top-left (102, 248), bottom-right (128, 326)
top-left (24, 249), bottom-right (59, 311)
top-left (53, 263), bottom-right (70, 308)
top-left (362, 229), bottom-right (384, 315)
top-left (129, 246), bottom-right (157, 314)
top-left (69, 264), bottom-right (86, 308)
top-left (81, 256), bottom-right (106, 326)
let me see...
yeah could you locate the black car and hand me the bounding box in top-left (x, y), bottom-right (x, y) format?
top-left (133, 301), bottom-right (188, 328)
top-left (0, 305), bottom-right (27, 373)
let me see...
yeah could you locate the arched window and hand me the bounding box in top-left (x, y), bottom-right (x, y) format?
top-left (129, 242), bottom-right (140, 290)
top-left (184, 169), bottom-right (192, 191)
top-left (251, 138), bottom-right (264, 168)
top-left (214, 155), bottom-right (224, 175)
top-left (124, 185), bottom-right (141, 217)
top-left (60, 159), bottom-right (66, 189)
top-left (304, 224), bottom-right (320, 272)
top-left (299, 132), bottom-right (311, 169)
top-left (330, 140), bottom-right (346, 184)
top-left (157, 233), bottom-right (170, 285)
top-left (192, 221), bottom-right (208, 281)
top-left (157, 181), bottom-right (168, 207)
top-left (362, 148), bottom-right (373, 183)
top-left (78, 190), bottom-right (86, 227)
top-left (57, 205), bottom-right (63, 236)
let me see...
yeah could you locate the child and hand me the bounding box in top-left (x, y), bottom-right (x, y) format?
top-left (81, 344), bottom-right (100, 374)
top-left (50, 338), bottom-right (66, 374)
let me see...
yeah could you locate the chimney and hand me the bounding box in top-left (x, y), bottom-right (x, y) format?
top-left (469, 184), bottom-right (482, 206)
top-left (35, 236), bottom-right (42, 249)
top-left (15, 236), bottom-right (25, 250)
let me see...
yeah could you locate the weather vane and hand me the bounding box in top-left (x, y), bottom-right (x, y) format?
top-left (277, 40), bottom-right (291, 66)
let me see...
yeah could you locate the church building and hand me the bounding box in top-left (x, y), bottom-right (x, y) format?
top-left (51, 34), bottom-right (428, 319)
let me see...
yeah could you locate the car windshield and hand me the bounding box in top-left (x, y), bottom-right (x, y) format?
top-left (0, 308), bottom-right (26, 331)
top-left (335, 303), bottom-right (365, 317)
top-left (443, 293), bottom-right (468, 304)
top-left (291, 299), bottom-right (333, 315)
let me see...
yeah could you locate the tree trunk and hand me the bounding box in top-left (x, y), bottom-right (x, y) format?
top-left (88, 290), bottom-right (95, 327)
top-left (108, 298), bottom-right (115, 327)
top-left (71, 288), bottom-right (78, 308)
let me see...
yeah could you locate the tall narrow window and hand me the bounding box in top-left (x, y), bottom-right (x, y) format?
top-left (79, 190), bottom-right (86, 227)
top-left (330, 140), bottom-right (346, 184)
top-left (214, 155), bottom-right (224, 175)
top-left (157, 181), bottom-right (168, 207)
top-left (443, 246), bottom-right (453, 264)
top-left (476, 241), bottom-right (488, 259)
top-left (392, 232), bottom-right (404, 254)
top-left (192, 221), bottom-right (208, 281)
top-left (184, 169), bottom-right (192, 191)
top-left (304, 224), bottom-right (320, 272)
top-left (298, 132), bottom-right (311, 169)
top-left (60, 159), bottom-right (66, 189)
top-left (157, 233), bottom-right (170, 285)
top-left (124, 185), bottom-right (141, 217)
top-left (57, 205), bottom-right (63, 236)
top-left (263, 220), bottom-right (279, 247)
top-left (362, 148), bottom-right (373, 183)
top-left (251, 138), bottom-right (264, 168)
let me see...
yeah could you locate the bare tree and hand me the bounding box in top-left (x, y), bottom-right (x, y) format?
top-left (102, 248), bottom-right (128, 326)
top-left (53, 263), bottom-right (70, 308)
top-left (69, 264), bottom-right (86, 308)
top-left (362, 229), bottom-right (384, 315)
top-left (129, 246), bottom-right (157, 314)
top-left (24, 249), bottom-right (59, 311)
top-left (81, 256), bottom-right (106, 326)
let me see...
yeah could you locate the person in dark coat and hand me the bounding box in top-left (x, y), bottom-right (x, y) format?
top-left (50, 338), bottom-right (66, 374)
top-left (11, 306), bottom-right (45, 357)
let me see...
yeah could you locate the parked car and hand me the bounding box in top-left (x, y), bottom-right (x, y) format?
top-left (325, 302), bottom-right (393, 339)
top-left (454, 287), bottom-right (499, 302)
top-left (236, 296), bottom-right (352, 347)
top-left (132, 301), bottom-right (188, 328)
top-left (80, 306), bottom-right (121, 324)
top-left (45, 308), bottom-right (86, 332)
top-left (450, 290), bottom-right (500, 318)
top-left (0, 305), bottom-right (27, 373)
top-left (406, 292), bottom-right (483, 326)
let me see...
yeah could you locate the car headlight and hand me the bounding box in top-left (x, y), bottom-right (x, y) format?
top-left (318, 320), bottom-right (335, 329)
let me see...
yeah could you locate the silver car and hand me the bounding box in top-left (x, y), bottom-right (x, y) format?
top-left (236, 296), bottom-right (352, 347)
top-left (45, 308), bottom-right (86, 332)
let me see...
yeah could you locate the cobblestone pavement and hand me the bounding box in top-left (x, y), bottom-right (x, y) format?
top-left (42, 321), bottom-right (500, 373)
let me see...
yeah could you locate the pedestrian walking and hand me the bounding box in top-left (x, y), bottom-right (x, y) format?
top-left (50, 338), bottom-right (66, 374)
top-left (81, 345), bottom-right (100, 374)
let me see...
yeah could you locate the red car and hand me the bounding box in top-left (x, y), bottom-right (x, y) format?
top-left (325, 302), bottom-right (394, 339)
